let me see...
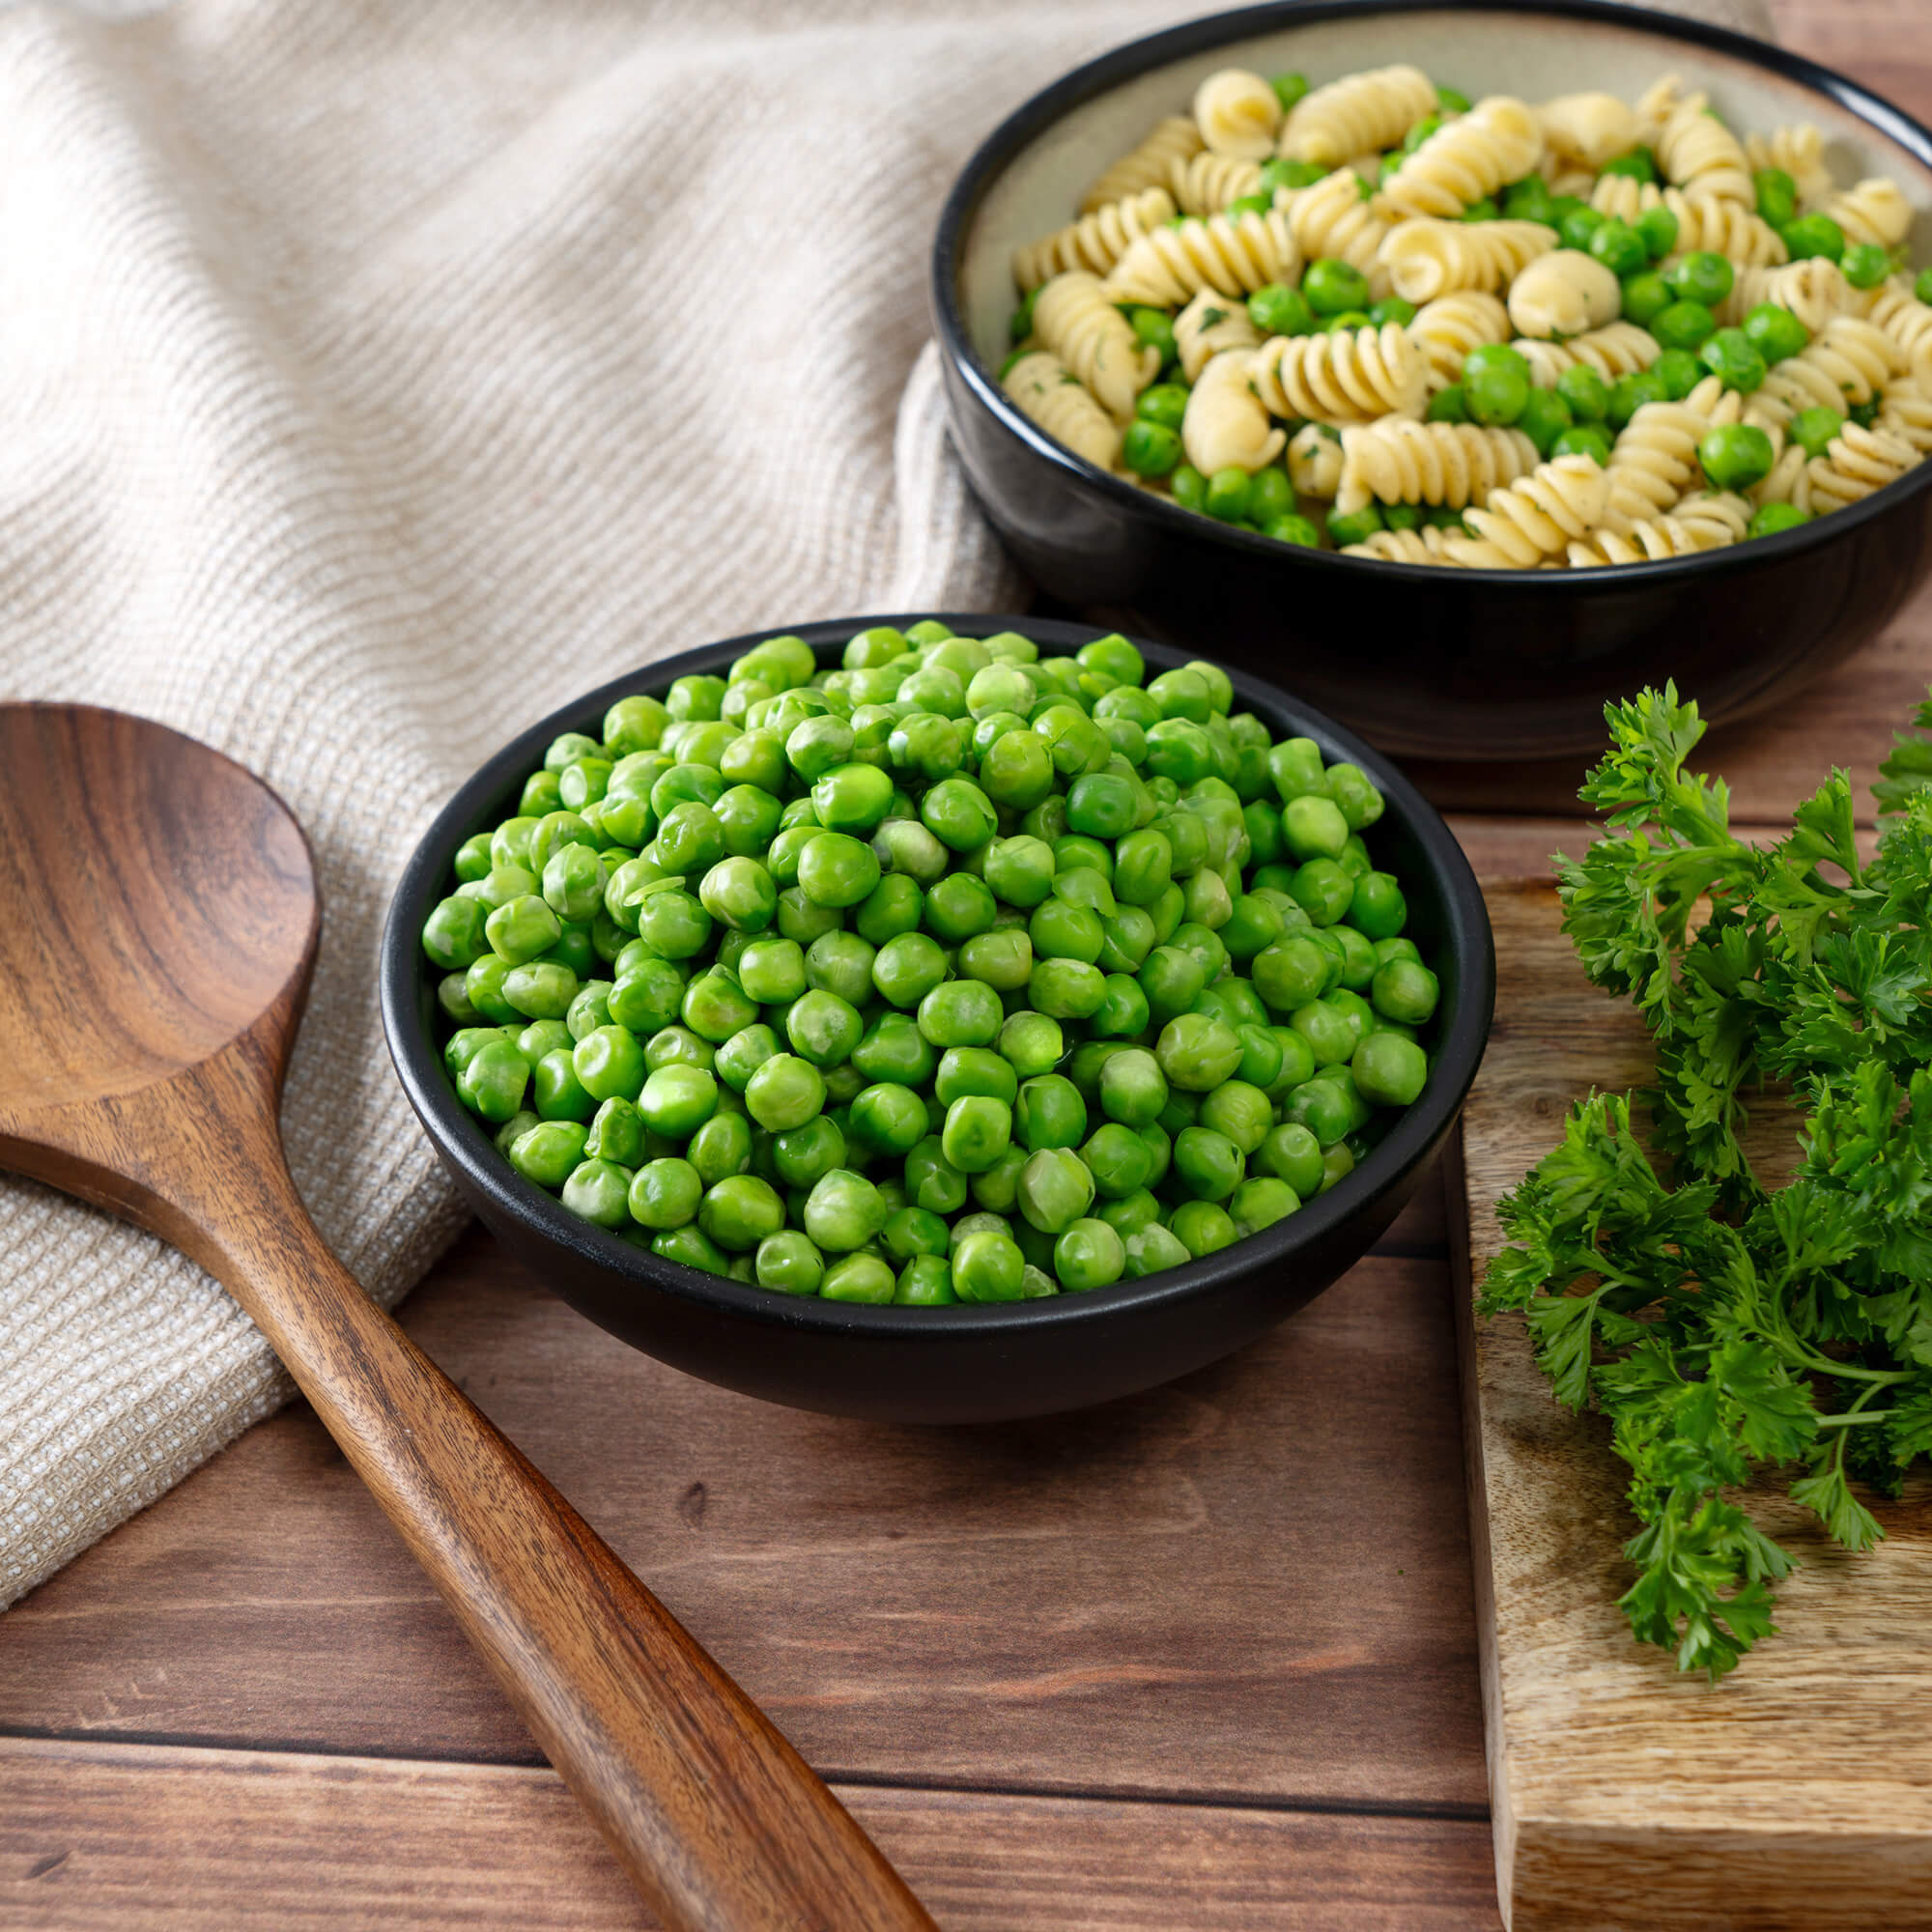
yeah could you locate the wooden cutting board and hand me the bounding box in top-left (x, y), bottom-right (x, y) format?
top-left (1453, 879), bottom-right (1932, 1932)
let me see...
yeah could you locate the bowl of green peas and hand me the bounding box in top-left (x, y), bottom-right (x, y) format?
top-left (382, 615), bottom-right (1492, 1423)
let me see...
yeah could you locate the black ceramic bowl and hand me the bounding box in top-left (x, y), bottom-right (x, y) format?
top-left (382, 615), bottom-right (1493, 1424)
top-left (933, 0), bottom-right (1932, 760)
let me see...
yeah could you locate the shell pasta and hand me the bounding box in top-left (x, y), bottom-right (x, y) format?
top-left (1000, 54), bottom-right (1932, 562)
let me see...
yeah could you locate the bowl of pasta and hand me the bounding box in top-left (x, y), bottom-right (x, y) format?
top-left (931, 0), bottom-right (1932, 759)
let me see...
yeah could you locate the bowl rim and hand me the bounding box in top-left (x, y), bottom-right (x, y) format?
top-left (929, 0), bottom-right (1932, 584)
top-left (380, 613), bottom-right (1496, 1342)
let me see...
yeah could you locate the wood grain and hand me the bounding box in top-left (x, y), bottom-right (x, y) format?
top-left (0, 1236), bottom-right (1485, 1809)
top-left (0, 705), bottom-right (931, 1932)
top-left (0, 1737), bottom-right (1500, 1932)
top-left (1457, 882), bottom-right (1932, 1931)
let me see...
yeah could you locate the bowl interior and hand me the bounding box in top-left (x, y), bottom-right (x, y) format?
top-left (385, 614), bottom-right (1494, 1344)
top-left (960, 3), bottom-right (1932, 368)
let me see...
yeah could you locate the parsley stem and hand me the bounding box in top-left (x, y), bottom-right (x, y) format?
top-left (1813, 1409), bottom-right (1891, 1429)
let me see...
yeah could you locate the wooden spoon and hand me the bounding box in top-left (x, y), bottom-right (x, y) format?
top-left (0, 702), bottom-right (937, 1932)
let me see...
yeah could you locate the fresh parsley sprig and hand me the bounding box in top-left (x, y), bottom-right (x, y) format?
top-left (1480, 683), bottom-right (1932, 1680)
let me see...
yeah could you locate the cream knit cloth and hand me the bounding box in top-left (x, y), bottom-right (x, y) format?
top-left (0, 0), bottom-right (1770, 1607)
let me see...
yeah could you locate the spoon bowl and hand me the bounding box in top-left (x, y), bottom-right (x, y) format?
top-left (0, 702), bottom-right (933, 1932)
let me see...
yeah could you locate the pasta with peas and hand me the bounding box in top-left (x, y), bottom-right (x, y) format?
top-left (999, 53), bottom-right (1932, 560)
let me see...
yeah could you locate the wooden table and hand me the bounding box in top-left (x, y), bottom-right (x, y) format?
top-left (5, 5), bottom-right (1930, 1923)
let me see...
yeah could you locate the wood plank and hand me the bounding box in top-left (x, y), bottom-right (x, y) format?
top-left (1456, 882), bottom-right (1932, 1932)
top-left (0, 1238), bottom-right (1487, 1810)
top-left (0, 1736), bottom-right (1501, 1932)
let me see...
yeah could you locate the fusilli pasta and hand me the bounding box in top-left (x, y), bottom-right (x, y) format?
top-left (1588, 176), bottom-right (1788, 267)
top-left (1033, 271), bottom-right (1161, 420)
top-left (1805, 421), bottom-right (1921, 510)
top-left (1600, 383), bottom-right (1733, 529)
top-left (1536, 92), bottom-right (1639, 171)
top-left (1868, 283), bottom-right (1932, 376)
top-left (1003, 351), bottom-right (1121, 471)
top-left (1279, 64), bottom-right (1436, 166)
top-left (1194, 68), bottom-right (1282, 160)
top-left (1517, 323), bottom-right (1662, 388)
top-left (1170, 151), bottom-right (1264, 216)
top-left (1716, 258), bottom-right (1876, 331)
top-left (1173, 287), bottom-right (1260, 384)
top-left (1334, 418), bottom-right (1539, 514)
top-left (1377, 96), bottom-right (1544, 218)
top-left (1506, 248), bottom-right (1623, 339)
top-left (1406, 291), bottom-right (1512, 388)
top-left (1440, 454), bottom-right (1612, 566)
top-left (1567, 491), bottom-right (1751, 564)
top-left (1103, 207), bottom-right (1300, 306)
top-left (1181, 348), bottom-right (1287, 475)
top-left (1081, 118), bottom-right (1202, 215)
top-left (1249, 323), bottom-right (1428, 426)
top-left (1274, 168), bottom-right (1396, 299)
top-left (1343, 525), bottom-right (1456, 562)
top-left (1743, 317), bottom-right (1901, 434)
top-left (1014, 186), bottom-right (1177, 291)
top-left (1381, 216), bottom-right (1555, 302)
top-left (1744, 124), bottom-right (1834, 207)
top-left (1653, 87), bottom-right (1753, 204)
top-left (1287, 422), bottom-right (1345, 498)
top-left (1816, 178), bottom-right (1915, 249)
top-left (1878, 377), bottom-right (1932, 454)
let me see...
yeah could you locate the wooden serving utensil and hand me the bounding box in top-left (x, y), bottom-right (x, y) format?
top-left (0, 703), bottom-right (937, 1932)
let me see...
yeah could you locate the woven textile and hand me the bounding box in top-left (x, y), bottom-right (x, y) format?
top-left (0, 0), bottom-right (1769, 1606)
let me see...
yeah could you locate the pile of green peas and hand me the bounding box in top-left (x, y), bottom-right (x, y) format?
top-left (1008, 92), bottom-right (1930, 558)
top-left (421, 623), bottom-right (1441, 1305)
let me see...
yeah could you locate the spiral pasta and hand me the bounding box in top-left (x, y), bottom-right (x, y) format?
top-left (1633, 74), bottom-right (1690, 147)
top-left (1173, 287), bottom-right (1260, 383)
top-left (1805, 421), bottom-right (1921, 511)
top-left (1287, 422), bottom-right (1345, 498)
top-left (1003, 351), bottom-right (1121, 471)
top-left (1249, 324), bottom-right (1428, 427)
top-left (1537, 92), bottom-right (1639, 172)
top-left (1868, 283), bottom-right (1932, 377)
top-left (1745, 124), bottom-right (1834, 207)
top-left (1343, 525), bottom-right (1457, 562)
top-left (1014, 186), bottom-right (1177, 292)
top-left (1587, 176), bottom-right (1788, 267)
top-left (1653, 87), bottom-right (1753, 203)
top-left (1194, 68), bottom-right (1282, 160)
top-left (1506, 249), bottom-right (1623, 340)
top-left (1033, 271), bottom-right (1161, 420)
top-left (1516, 323), bottom-right (1663, 391)
top-left (1742, 317), bottom-right (1902, 434)
top-left (1279, 64), bottom-right (1436, 166)
top-left (1716, 258), bottom-right (1877, 331)
top-left (1406, 291), bottom-right (1511, 388)
top-left (1181, 348), bottom-right (1287, 475)
top-left (1440, 454), bottom-right (1612, 567)
top-left (1103, 206), bottom-right (1300, 306)
top-left (1334, 418), bottom-right (1539, 515)
top-left (1381, 217), bottom-right (1555, 302)
top-left (1275, 168), bottom-right (1397, 298)
top-left (1879, 378), bottom-right (1932, 454)
top-left (1567, 491), bottom-right (1752, 565)
top-left (1600, 385), bottom-right (1731, 530)
top-left (1816, 178), bottom-right (1915, 249)
top-left (1080, 117), bottom-right (1204, 214)
top-left (1170, 151), bottom-right (1264, 216)
top-left (1377, 96), bottom-right (1544, 218)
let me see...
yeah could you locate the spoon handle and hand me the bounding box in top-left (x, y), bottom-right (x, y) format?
top-left (179, 1102), bottom-right (935, 1931)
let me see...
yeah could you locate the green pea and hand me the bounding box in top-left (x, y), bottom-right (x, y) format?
top-left (1230, 1177), bottom-right (1300, 1236)
top-left (1427, 383), bottom-right (1469, 424)
top-left (1649, 298), bottom-right (1716, 353)
top-left (1465, 358), bottom-right (1529, 426)
top-left (801, 1168), bottom-right (888, 1251)
top-left (698, 1174), bottom-right (784, 1251)
top-left (509, 1120), bottom-right (589, 1189)
top-left (1272, 71), bottom-right (1310, 111)
top-left (1748, 500), bottom-right (1811, 538)
top-left (1169, 1200), bottom-right (1237, 1259)
top-left (1154, 1012), bottom-right (1243, 1092)
top-left (744, 1052), bottom-right (826, 1130)
top-left (821, 1253), bottom-right (896, 1303)
top-left (1205, 467), bottom-right (1254, 523)
top-left (796, 831), bottom-right (881, 908)
top-left (1551, 423), bottom-right (1613, 466)
top-left (1753, 166), bottom-right (1797, 227)
top-left (1699, 421), bottom-right (1776, 491)
top-left (918, 977), bottom-right (1004, 1048)
top-left (1326, 503), bottom-right (1384, 548)
top-left (1842, 242), bottom-right (1891, 290)
top-left (1016, 1147), bottom-right (1095, 1235)
top-left (1917, 268), bottom-right (1932, 306)
top-left (1514, 385), bottom-right (1573, 456)
top-left (1556, 204), bottom-right (1604, 252)
top-left (1780, 212), bottom-right (1844, 263)
top-left (1371, 957), bottom-right (1438, 1024)
top-left (1607, 369), bottom-right (1670, 427)
top-left (1137, 382), bottom-right (1191, 429)
top-left (755, 1230), bottom-right (826, 1295)
top-left (1255, 1122), bottom-right (1324, 1197)
top-left (998, 1009), bottom-right (1064, 1080)
top-left (785, 988), bottom-right (864, 1067)
top-left (1303, 257), bottom-right (1371, 316)
top-left (1634, 204), bottom-right (1679, 262)
top-left (1051, 1218), bottom-right (1125, 1292)
top-left (1741, 300), bottom-right (1808, 365)
top-left (1248, 281), bottom-right (1316, 336)
top-left (1266, 512), bottom-right (1323, 548)
top-left (1555, 361), bottom-right (1611, 423)
top-left (1618, 270), bottom-right (1671, 328)
top-left (949, 1228), bottom-right (1025, 1301)
top-left (1589, 218), bottom-right (1647, 278)
top-left (1123, 1221), bottom-right (1193, 1278)
top-left (1123, 420), bottom-right (1183, 478)
top-left (1171, 463), bottom-right (1208, 512)
top-left (1698, 326), bottom-right (1767, 393)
